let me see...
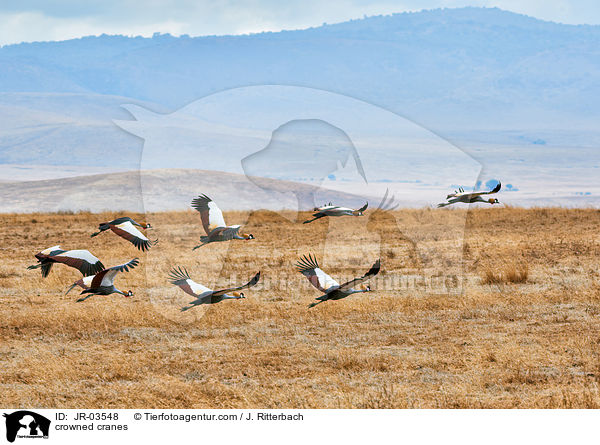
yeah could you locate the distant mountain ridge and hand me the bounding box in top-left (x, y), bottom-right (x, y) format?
top-left (1, 7), bottom-right (599, 208)
top-left (1, 7), bottom-right (599, 130)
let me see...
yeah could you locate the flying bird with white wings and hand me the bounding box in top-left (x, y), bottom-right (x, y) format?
top-left (191, 194), bottom-right (254, 249)
top-left (168, 266), bottom-right (260, 311)
top-left (76, 258), bottom-right (139, 302)
top-left (438, 182), bottom-right (501, 207)
top-left (296, 254), bottom-right (380, 308)
top-left (303, 202), bottom-right (368, 224)
top-left (91, 217), bottom-right (156, 251)
top-left (28, 246), bottom-right (105, 278)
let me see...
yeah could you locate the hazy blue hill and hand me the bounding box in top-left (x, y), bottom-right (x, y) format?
top-left (0, 6), bottom-right (599, 130)
top-left (0, 34), bottom-right (166, 65)
top-left (0, 7), bottom-right (599, 206)
top-left (0, 93), bottom-right (167, 168)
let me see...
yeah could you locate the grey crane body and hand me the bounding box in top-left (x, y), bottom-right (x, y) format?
top-left (180, 292), bottom-right (245, 311)
top-left (309, 286), bottom-right (371, 308)
top-left (303, 202), bottom-right (368, 224)
top-left (194, 228), bottom-right (253, 249)
top-left (78, 286), bottom-right (131, 302)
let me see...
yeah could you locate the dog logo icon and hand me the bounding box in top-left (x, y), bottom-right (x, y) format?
top-left (3, 411), bottom-right (50, 442)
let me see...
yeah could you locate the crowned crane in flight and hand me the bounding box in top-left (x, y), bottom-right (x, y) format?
top-left (65, 258), bottom-right (137, 295)
top-left (191, 194), bottom-right (254, 249)
top-left (303, 202), bottom-right (368, 224)
top-left (168, 266), bottom-right (260, 311)
top-left (91, 217), bottom-right (156, 251)
top-left (76, 258), bottom-right (139, 302)
top-left (296, 254), bottom-right (380, 308)
top-left (28, 246), bottom-right (105, 278)
top-left (438, 182), bottom-right (501, 207)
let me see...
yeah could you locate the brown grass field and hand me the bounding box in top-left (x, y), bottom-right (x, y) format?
top-left (1, 207), bottom-right (600, 408)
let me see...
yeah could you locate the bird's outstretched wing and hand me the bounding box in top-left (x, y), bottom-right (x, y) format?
top-left (373, 189), bottom-right (398, 214)
top-left (479, 182), bottom-right (501, 195)
top-left (211, 272), bottom-right (261, 297)
top-left (111, 221), bottom-right (157, 251)
top-left (313, 202), bottom-right (334, 211)
top-left (50, 250), bottom-right (105, 277)
top-left (449, 182), bottom-right (501, 199)
top-left (318, 204), bottom-right (339, 211)
top-left (339, 259), bottom-right (381, 291)
top-left (90, 258), bottom-right (139, 288)
top-left (296, 254), bottom-right (340, 293)
top-left (37, 245), bottom-right (63, 256)
top-left (168, 266), bottom-right (211, 297)
top-left (191, 194), bottom-right (227, 235)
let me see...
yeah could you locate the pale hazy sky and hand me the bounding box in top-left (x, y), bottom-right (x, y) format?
top-left (0, 1), bottom-right (598, 46)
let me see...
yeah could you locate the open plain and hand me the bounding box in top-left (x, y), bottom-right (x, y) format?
top-left (1, 207), bottom-right (599, 408)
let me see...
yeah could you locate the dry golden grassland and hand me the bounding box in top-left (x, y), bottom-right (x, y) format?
top-left (1, 207), bottom-right (600, 408)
